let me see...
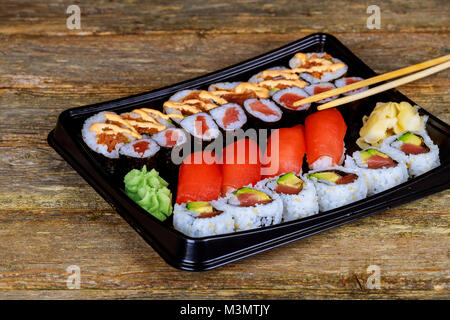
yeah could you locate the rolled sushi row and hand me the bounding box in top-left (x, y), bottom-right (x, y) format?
top-left (158, 51), bottom-right (369, 141)
top-left (81, 51), bottom-right (366, 153)
top-left (174, 172), bottom-right (320, 238)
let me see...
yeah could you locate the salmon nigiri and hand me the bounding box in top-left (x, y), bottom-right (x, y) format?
top-left (305, 108), bottom-right (347, 170)
top-left (262, 126), bottom-right (306, 178)
top-left (176, 151), bottom-right (222, 204)
top-left (221, 138), bottom-right (261, 195)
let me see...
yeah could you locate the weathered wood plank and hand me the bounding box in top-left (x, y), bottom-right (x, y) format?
top-left (0, 208), bottom-right (448, 298)
top-left (0, 0), bottom-right (449, 36)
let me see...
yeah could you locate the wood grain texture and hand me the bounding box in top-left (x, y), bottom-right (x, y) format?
top-left (0, 0), bottom-right (449, 300)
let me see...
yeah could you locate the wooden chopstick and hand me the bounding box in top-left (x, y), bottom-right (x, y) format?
top-left (317, 60), bottom-right (450, 110)
top-left (292, 54), bottom-right (450, 107)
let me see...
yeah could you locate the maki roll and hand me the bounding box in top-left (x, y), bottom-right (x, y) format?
top-left (256, 172), bottom-right (319, 221)
top-left (381, 130), bottom-right (440, 177)
top-left (152, 128), bottom-right (188, 149)
top-left (305, 109), bottom-right (347, 170)
top-left (213, 186), bottom-right (283, 231)
top-left (118, 138), bottom-right (160, 175)
top-left (209, 103), bottom-right (247, 131)
top-left (173, 201), bottom-right (234, 237)
top-left (272, 87), bottom-right (311, 111)
top-left (335, 77), bottom-right (368, 96)
top-left (307, 167), bottom-right (368, 212)
top-left (345, 148), bottom-right (408, 196)
top-left (82, 111), bottom-right (141, 159)
top-left (180, 113), bottom-right (220, 141)
top-left (243, 98), bottom-right (282, 127)
top-left (289, 52), bottom-right (348, 84)
top-left (304, 82), bottom-right (339, 104)
top-left (152, 128), bottom-right (189, 187)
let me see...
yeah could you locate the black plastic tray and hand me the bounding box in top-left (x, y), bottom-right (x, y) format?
top-left (48, 33), bottom-right (450, 271)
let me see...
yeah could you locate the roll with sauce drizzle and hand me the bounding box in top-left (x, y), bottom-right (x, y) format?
top-left (289, 52), bottom-right (348, 84)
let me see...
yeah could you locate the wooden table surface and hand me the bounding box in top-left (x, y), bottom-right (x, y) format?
top-left (0, 0), bottom-right (449, 299)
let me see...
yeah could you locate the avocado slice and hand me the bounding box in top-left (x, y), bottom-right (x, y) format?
top-left (186, 201), bottom-right (214, 214)
top-left (309, 171), bottom-right (341, 183)
top-left (234, 187), bottom-right (271, 201)
top-left (398, 132), bottom-right (423, 146)
top-left (277, 172), bottom-right (303, 188)
top-left (360, 149), bottom-right (390, 163)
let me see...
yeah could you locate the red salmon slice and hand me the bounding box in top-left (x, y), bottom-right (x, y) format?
top-left (275, 184), bottom-right (302, 195)
top-left (222, 107), bottom-right (240, 128)
top-left (313, 86), bottom-right (332, 95)
top-left (236, 193), bottom-right (272, 207)
top-left (262, 126), bottom-right (305, 178)
top-left (221, 139), bottom-right (262, 195)
top-left (279, 93), bottom-right (305, 110)
top-left (366, 155), bottom-right (396, 169)
top-left (176, 151), bottom-right (222, 204)
top-left (164, 130), bottom-right (179, 147)
top-left (249, 101), bottom-right (279, 117)
top-left (133, 140), bottom-right (150, 154)
top-left (194, 115), bottom-right (209, 137)
top-left (400, 143), bottom-right (429, 155)
top-left (305, 109), bottom-right (347, 168)
top-left (336, 173), bottom-right (358, 185)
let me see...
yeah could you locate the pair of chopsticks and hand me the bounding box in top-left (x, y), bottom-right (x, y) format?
top-left (292, 54), bottom-right (450, 110)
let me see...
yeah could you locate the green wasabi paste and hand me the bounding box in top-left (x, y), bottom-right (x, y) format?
top-left (124, 165), bottom-right (172, 221)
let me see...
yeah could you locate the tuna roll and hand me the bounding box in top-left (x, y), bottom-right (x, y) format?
top-left (209, 103), bottom-right (247, 131)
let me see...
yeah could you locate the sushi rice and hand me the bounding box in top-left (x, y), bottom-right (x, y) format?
top-left (173, 203), bottom-right (235, 238)
top-left (381, 128), bottom-right (440, 177)
top-left (256, 174), bottom-right (319, 222)
top-left (344, 148), bottom-right (409, 196)
top-left (307, 166), bottom-right (367, 212)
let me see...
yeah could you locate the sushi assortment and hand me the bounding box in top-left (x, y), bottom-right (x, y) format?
top-left (79, 50), bottom-right (441, 238)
